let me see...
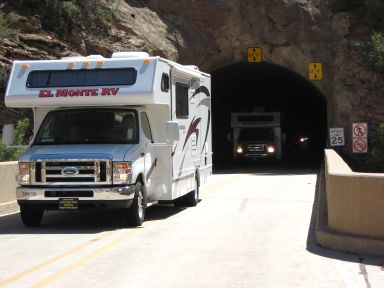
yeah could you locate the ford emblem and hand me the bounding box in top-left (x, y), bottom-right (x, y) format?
top-left (61, 167), bottom-right (79, 176)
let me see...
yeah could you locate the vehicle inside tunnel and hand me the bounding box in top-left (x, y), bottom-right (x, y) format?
top-left (211, 62), bottom-right (327, 170)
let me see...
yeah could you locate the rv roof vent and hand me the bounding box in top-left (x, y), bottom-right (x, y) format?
top-left (184, 65), bottom-right (199, 71)
top-left (111, 52), bottom-right (150, 58)
top-left (86, 55), bottom-right (105, 59)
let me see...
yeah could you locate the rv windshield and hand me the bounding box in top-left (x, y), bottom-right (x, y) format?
top-left (34, 109), bottom-right (139, 145)
top-left (238, 128), bottom-right (274, 142)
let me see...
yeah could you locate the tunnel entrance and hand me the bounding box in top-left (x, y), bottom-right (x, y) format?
top-left (211, 62), bottom-right (327, 170)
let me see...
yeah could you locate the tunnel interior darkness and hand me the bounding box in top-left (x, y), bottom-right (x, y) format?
top-left (211, 62), bottom-right (327, 169)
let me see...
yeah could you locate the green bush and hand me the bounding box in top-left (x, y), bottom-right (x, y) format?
top-left (61, 1), bottom-right (80, 15)
top-left (0, 118), bottom-right (31, 162)
top-left (327, 0), bottom-right (384, 28)
top-left (77, 0), bottom-right (116, 26)
top-left (5, 11), bottom-right (27, 27)
top-left (326, 0), bottom-right (363, 13)
top-left (357, 32), bottom-right (384, 73)
top-left (364, 0), bottom-right (384, 28)
top-left (0, 4), bottom-right (14, 38)
top-left (377, 123), bottom-right (384, 144)
top-left (13, 0), bottom-right (119, 36)
top-left (361, 123), bottom-right (384, 172)
top-left (0, 64), bottom-right (8, 89)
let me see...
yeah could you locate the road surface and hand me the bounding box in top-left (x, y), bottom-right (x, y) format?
top-left (0, 167), bottom-right (383, 288)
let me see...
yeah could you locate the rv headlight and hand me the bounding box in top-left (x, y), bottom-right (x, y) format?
top-left (267, 146), bottom-right (275, 153)
top-left (17, 163), bottom-right (30, 185)
top-left (113, 162), bottom-right (132, 184)
top-left (236, 145), bottom-right (243, 154)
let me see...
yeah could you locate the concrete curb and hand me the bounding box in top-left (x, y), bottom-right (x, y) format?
top-left (0, 200), bottom-right (19, 216)
top-left (315, 161), bottom-right (384, 257)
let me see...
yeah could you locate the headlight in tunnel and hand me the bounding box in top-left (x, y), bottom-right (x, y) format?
top-left (300, 137), bottom-right (309, 143)
top-left (236, 145), bottom-right (243, 154)
top-left (267, 146), bottom-right (275, 153)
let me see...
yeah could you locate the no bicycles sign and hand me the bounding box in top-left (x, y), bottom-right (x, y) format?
top-left (353, 138), bottom-right (368, 153)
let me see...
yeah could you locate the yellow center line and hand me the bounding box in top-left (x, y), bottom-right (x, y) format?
top-left (1, 174), bottom-right (238, 288)
top-left (31, 222), bottom-right (156, 288)
top-left (0, 230), bottom-right (117, 287)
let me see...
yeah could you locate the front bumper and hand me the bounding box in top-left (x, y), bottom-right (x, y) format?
top-left (236, 153), bottom-right (275, 159)
top-left (17, 185), bottom-right (135, 210)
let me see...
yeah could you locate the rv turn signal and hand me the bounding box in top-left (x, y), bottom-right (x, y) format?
top-left (113, 162), bottom-right (132, 184)
top-left (17, 162), bottom-right (30, 185)
top-left (21, 64), bottom-right (29, 69)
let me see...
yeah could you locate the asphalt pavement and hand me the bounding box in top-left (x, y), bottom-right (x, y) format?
top-left (0, 168), bottom-right (383, 288)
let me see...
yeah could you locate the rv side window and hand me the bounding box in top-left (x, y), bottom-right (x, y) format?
top-left (176, 83), bottom-right (189, 118)
top-left (161, 73), bottom-right (169, 92)
top-left (27, 68), bottom-right (137, 88)
top-left (140, 112), bottom-right (153, 143)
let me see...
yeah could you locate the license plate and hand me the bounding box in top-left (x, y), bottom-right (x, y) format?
top-left (59, 198), bottom-right (79, 210)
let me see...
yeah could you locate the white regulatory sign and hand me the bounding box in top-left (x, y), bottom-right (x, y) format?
top-left (329, 128), bottom-right (345, 147)
top-left (352, 123), bottom-right (368, 138)
top-left (353, 138), bottom-right (368, 153)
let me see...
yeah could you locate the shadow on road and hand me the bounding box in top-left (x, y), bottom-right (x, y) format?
top-left (213, 160), bottom-right (320, 176)
top-left (306, 168), bottom-right (384, 266)
top-left (0, 204), bottom-right (186, 235)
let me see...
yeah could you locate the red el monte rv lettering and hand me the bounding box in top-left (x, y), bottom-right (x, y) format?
top-left (101, 88), bottom-right (119, 96)
top-left (39, 90), bottom-right (53, 97)
top-left (56, 89), bottom-right (99, 97)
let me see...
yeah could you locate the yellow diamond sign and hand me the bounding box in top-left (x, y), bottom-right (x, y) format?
top-left (309, 63), bottom-right (323, 80)
top-left (248, 47), bottom-right (262, 63)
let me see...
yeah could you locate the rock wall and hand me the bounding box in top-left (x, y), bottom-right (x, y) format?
top-left (144, 0), bottom-right (383, 155)
top-left (0, 0), bottom-right (382, 157)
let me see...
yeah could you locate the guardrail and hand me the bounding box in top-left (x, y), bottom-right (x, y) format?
top-left (316, 149), bottom-right (384, 257)
top-left (0, 161), bottom-right (18, 214)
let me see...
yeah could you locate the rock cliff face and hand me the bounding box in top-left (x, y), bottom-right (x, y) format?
top-left (0, 0), bottom-right (382, 156)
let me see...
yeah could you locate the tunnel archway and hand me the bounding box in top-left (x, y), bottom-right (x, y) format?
top-left (211, 61), bottom-right (327, 169)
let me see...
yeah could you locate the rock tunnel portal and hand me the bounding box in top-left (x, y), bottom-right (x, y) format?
top-left (211, 61), bottom-right (327, 169)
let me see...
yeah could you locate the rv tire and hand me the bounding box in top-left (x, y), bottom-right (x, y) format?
top-left (20, 206), bottom-right (44, 227)
top-left (124, 182), bottom-right (146, 226)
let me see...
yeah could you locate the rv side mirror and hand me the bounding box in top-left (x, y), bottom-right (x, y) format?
top-left (2, 124), bottom-right (15, 146)
top-left (166, 121), bottom-right (180, 142)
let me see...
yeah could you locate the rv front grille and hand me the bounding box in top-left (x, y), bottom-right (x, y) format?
top-left (246, 144), bottom-right (266, 153)
top-left (45, 190), bottom-right (94, 197)
top-left (31, 159), bottom-right (112, 185)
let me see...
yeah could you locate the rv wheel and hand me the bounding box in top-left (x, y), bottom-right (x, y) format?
top-left (124, 182), bottom-right (146, 226)
top-left (20, 206), bottom-right (44, 227)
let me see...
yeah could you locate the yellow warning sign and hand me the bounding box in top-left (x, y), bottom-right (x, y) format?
top-left (248, 47), bottom-right (262, 63)
top-left (309, 63), bottom-right (323, 80)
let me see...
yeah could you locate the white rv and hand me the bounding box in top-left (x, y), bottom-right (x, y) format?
top-left (231, 110), bottom-right (282, 160)
top-left (4, 52), bottom-right (212, 227)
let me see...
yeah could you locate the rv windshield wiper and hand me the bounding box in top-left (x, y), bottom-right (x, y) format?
top-left (34, 137), bottom-right (65, 145)
top-left (84, 136), bottom-right (128, 144)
